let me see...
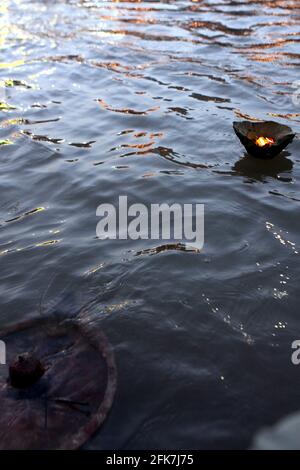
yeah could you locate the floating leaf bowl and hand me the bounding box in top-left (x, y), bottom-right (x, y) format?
top-left (233, 120), bottom-right (296, 159)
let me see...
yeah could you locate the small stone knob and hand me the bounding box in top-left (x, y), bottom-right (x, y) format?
top-left (9, 353), bottom-right (45, 389)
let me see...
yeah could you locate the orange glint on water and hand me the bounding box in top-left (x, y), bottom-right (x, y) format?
top-left (255, 136), bottom-right (275, 147)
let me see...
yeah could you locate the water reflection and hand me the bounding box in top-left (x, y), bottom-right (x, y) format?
top-left (1, 0), bottom-right (300, 451)
top-left (232, 153), bottom-right (294, 182)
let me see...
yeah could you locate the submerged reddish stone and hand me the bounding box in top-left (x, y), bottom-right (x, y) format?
top-left (0, 317), bottom-right (117, 450)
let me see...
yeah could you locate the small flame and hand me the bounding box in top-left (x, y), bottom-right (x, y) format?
top-left (256, 136), bottom-right (275, 147)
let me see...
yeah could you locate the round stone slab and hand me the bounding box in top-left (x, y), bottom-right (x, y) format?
top-left (0, 316), bottom-right (117, 449)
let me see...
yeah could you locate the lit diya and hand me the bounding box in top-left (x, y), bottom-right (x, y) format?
top-left (0, 316), bottom-right (117, 449)
top-left (233, 121), bottom-right (295, 159)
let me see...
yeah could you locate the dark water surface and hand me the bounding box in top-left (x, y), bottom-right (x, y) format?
top-left (1, 0), bottom-right (300, 449)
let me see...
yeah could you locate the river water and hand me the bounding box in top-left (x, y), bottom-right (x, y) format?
top-left (1, 0), bottom-right (300, 449)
